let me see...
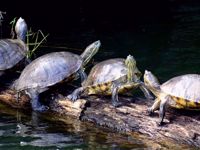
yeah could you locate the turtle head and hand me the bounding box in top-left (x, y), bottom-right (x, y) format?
top-left (15, 17), bottom-right (28, 42)
top-left (81, 40), bottom-right (101, 67)
top-left (144, 70), bottom-right (160, 89)
top-left (125, 55), bottom-right (142, 82)
top-left (125, 55), bottom-right (136, 68)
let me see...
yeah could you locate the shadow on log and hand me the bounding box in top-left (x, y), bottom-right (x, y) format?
top-left (0, 87), bottom-right (200, 148)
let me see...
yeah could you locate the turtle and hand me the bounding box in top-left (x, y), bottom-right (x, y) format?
top-left (67, 55), bottom-right (153, 107)
top-left (14, 40), bottom-right (101, 112)
top-left (0, 17), bottom-right (28, 76)
top-left (144, 70), bottom-right (200, 125)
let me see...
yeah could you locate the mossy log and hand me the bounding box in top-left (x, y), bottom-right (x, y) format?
top-left (0, 87), bottom-right (200, 148)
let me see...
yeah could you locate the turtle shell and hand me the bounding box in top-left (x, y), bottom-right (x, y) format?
top-left (15, 52), bottom-right (82, 91)
top-left (161, 74), bottom-right (200, 102)
top-left (83, 58), bottom-right (141, 87)
top-left (0, 39), bottom-right (27, 70)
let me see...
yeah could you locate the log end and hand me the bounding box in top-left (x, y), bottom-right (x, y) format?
top-left (50, 97), bottom-right (88, 118)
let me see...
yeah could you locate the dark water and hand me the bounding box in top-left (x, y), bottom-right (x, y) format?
top-left (0, 103), bottom-right (149, 150)
top-left (1, 1), bottom-right (200, 149)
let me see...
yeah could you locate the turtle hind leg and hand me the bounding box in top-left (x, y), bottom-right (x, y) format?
top-left (158, 95), bottom-right (169, 126)
top-left (16, 92), bottom-right (20, 103)
top-left (27, 89), bottom-right (48, 112)
top-left (67, 87), bottom-right (84, 102)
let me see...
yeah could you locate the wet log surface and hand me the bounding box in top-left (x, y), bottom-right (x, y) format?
top-left (0, 86), bottom-right (200, 148)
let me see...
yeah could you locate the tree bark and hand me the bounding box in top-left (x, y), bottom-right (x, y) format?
top-left (0, 88), bottom-right (200, 148)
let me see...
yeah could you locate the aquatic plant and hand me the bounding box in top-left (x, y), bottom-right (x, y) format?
top-left (10, 17), bottom-right (49, 59)
top-left (0, 11), bottom-right (6, 26)
top-left (25, 28), bottom-right (49, 59)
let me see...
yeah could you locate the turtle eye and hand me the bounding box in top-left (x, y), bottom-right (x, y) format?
top-left (136, 72), bottom-right (142, 77)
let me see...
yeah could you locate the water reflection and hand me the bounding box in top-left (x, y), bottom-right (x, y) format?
top-left (0, 104), bottom-right (149, 149)
top-left (0, 111), bottom-right (83, 149)
top-left (19, 133), bottom-right (83, 148)
top-left (0, 2), bottom-right (200, 149)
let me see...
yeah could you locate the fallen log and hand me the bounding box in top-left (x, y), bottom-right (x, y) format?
top-left (50, 97), bottom-right (87, 118)
top-left (80, 97), bottom-right (200, 148)
top-left (0, 87), bottom-right (199, 149)
top-left (0, 89), bottom-right (30, 109)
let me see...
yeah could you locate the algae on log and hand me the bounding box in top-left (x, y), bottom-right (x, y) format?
top-left (0, 88), bottom-right (200, 148)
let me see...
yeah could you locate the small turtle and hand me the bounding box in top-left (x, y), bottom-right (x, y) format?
top-left (144, 70), bottom-right (200, 125)
top-left (67, 55), bottom-right (153, 107)
top-left (0, 17), bottom-right (28, 75)
top-left (14, 40), bottom-right (101, 111)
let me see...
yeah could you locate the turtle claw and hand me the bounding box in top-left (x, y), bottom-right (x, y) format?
top-left (156, 120), bottom-right (165, 126)
top-left (147, 108), bottom-right (154, 116)
top-left (67, 87), bottom-right (83, 102)
top-left (112, 101), bottom-right (122, 107)
top-left (67, 94), bottom-right (79, 102)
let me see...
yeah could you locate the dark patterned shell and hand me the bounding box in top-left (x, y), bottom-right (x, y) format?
top-left (15, 52), bottom-right (82, 91)
top-left (161, 74), bottom-right (200, 102)
top-left (83, 59), bottom-right (128, 86)
top-left (0, 39), bottom-right (27, 70)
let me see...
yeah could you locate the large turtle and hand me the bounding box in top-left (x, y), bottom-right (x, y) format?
top-left (14, 40), bottom-right (101, 111)
top-left (67, 55), bottom-right (153, 106)
top-left (144, 70), bottom-right (200, 125)
top-left (0, 17), bottom-right (28, 75)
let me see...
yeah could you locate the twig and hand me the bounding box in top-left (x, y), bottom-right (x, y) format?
top-left (0, 11), bottom-right (6, 26)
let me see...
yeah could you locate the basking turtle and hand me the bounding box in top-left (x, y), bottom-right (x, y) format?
top-left (14, 40), bottom-right (101, 111)
top-left (0, 17), bottom-right (28, 75)
top-left (67, 55), bottom-right (153, 106)
top-left (144, 70), bottom-right (200, 125)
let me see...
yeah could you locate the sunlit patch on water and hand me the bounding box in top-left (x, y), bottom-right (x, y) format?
top-left (19, 133), bottom-right (84, 148)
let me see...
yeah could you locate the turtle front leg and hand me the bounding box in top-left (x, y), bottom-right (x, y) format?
top-left (78, 68), bottom-right (87, 83)
top-left (67, 87), bottom-right (84, 102)
top-left (139, 82), bottom-right (154, 100)
top-left (158, 95), bottom-right (170, 125)
top-left (111, 82), bottom-right (140, 107)
top-left (147, 98), bottom-right (160, 115)
top-left (26, 89), bottom-right (48, 112)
